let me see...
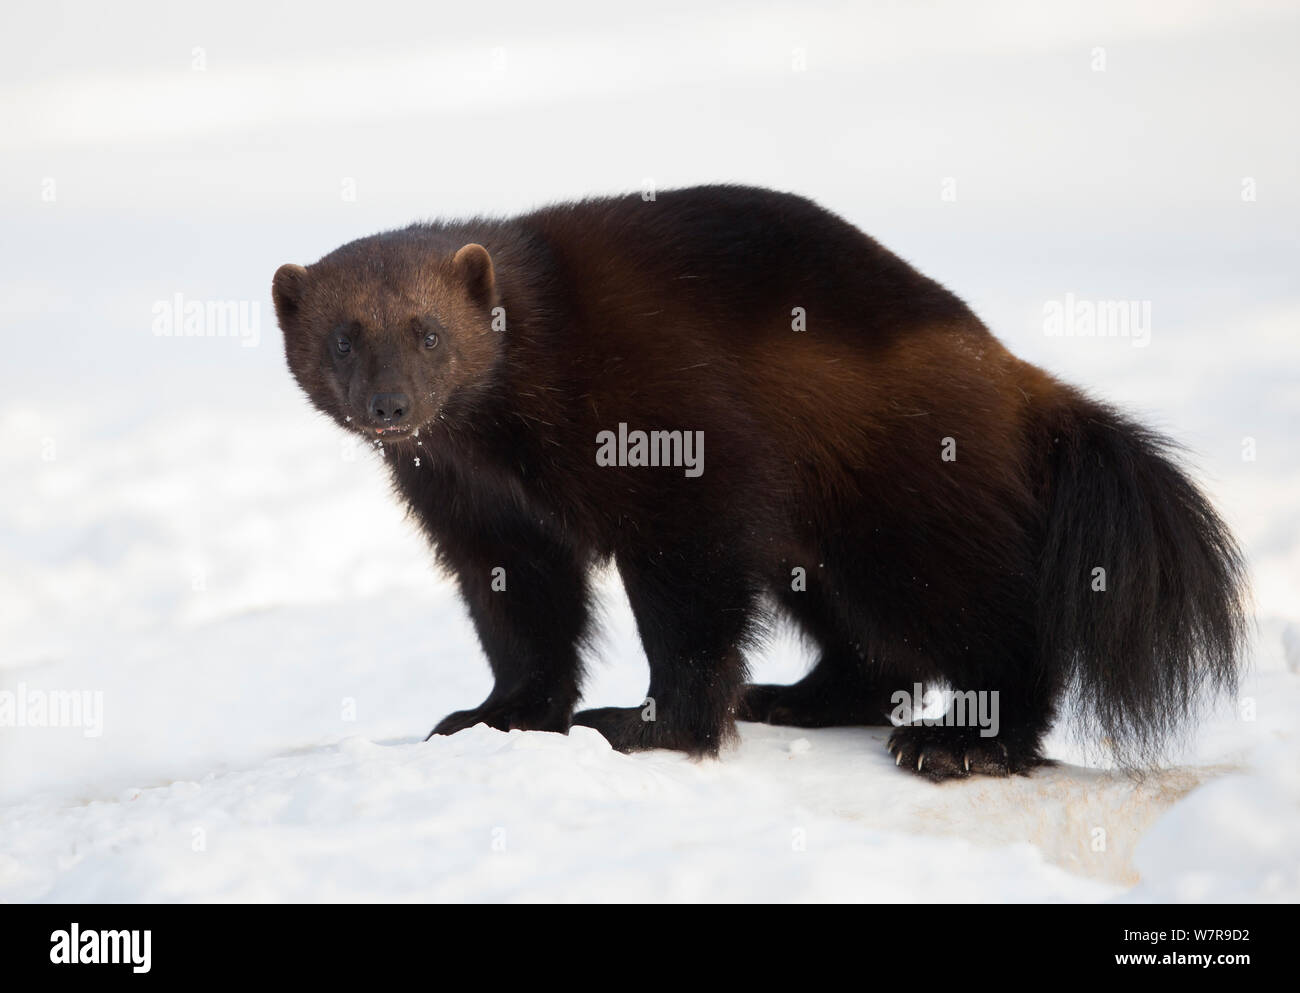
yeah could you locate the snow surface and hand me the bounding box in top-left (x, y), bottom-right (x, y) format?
top-left (1, 400), bottom-right (1296, 903)
top-left (1, 0), bottom-right (1298, 902)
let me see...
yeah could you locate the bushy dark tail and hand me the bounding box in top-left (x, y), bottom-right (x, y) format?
top-left (1037, 393), bottom-right (1250, 765)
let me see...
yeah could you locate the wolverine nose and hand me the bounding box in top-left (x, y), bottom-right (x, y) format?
top-left (369, 392), bottom-right (410, 424)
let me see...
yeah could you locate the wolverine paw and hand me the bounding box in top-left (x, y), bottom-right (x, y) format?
top-left (736, 683), bottom-right (834, 727)
top-left (886, 725), bottom-right (1044, 782)
top-left (571, 705), bottom-right (726, 756)
top-left (427, 697), bottom-right (569, 739)
top-left (737, 682), bottom-right (890, 728)
top-left (735, 684), bottom-right (788, 723)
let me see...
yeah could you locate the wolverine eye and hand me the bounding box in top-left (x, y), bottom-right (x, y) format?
top-left (336, 334), bottom-right (352, 356)
top-left (423, 332), bottom-right (439, 349)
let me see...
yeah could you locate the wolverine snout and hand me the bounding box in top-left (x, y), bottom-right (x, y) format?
top-left (368, 392), bottom-right (411, 425)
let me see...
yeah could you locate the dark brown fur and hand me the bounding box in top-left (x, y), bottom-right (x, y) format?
top-left (273, 185), bottom-right (1248, 779)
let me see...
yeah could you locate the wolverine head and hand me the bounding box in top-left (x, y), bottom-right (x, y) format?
top-left (272, 233), bottom-right (501, 442)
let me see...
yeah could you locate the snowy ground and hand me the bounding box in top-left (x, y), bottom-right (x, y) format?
top-left (1, 397), bottom-right (1296, 903)
top-left (2, 1), bottom-right (1298, 902)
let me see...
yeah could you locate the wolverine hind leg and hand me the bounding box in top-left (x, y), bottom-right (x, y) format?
top-left (739, 573), bottom-right (897, 727)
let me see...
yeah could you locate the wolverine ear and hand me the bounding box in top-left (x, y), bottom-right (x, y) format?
top-left (452, 244), bottom-right (495, 305)
top-left (272, 263), bottom-right (309, 327)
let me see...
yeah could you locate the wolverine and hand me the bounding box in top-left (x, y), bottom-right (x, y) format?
top-left (272, 185), bottom-right (1248, 781)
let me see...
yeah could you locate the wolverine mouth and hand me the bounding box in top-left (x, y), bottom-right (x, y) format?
top-left (369, 425), bottom-right (414, 440)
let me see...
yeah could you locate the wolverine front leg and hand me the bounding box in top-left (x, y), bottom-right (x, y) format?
top-left (573, 541), bottom-right (759, 756)
top-left (427, 515), bottom-right (590, 739)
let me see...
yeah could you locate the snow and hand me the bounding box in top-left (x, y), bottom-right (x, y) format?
top-left (2, 403), bottom-right (1297, 902)
top-left (2, 0), bottom-right (1298, 902)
